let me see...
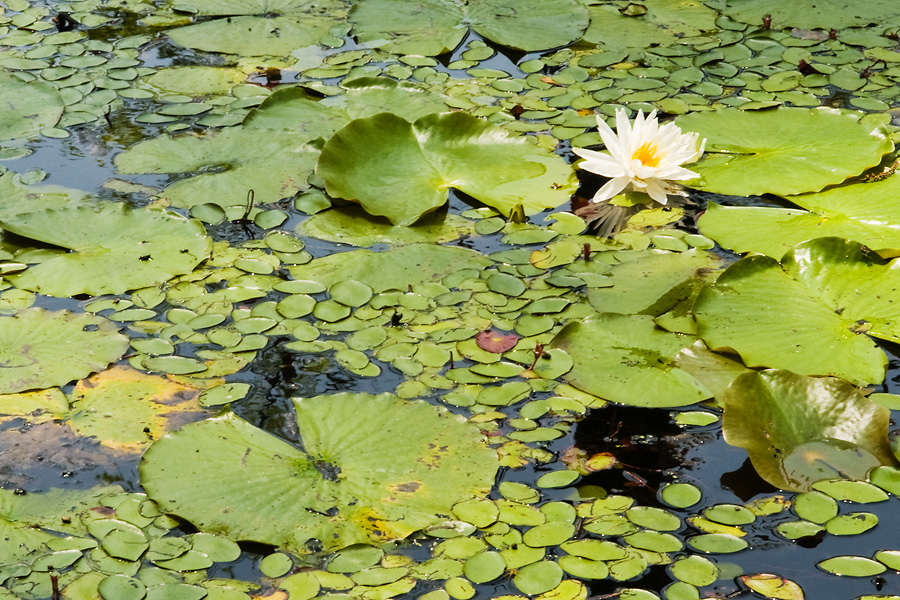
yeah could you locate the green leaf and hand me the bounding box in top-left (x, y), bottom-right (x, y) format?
top-left (722, 0), bottom-right (899, 29)
top-left (299, 206), bottom-right (477, 247)
top-left (115, 127), bottom-right (320, 209)
top-left (68, 366), bottom-right (203, 453)
top-left (166, 0), bottom-right (348, 56)
top-left (349, 0), bottom-right (588, 55)
top-left (722, 370), bottom-right (893, 492)
top-left (586, 249), bottom-right (723, 317)
top-left (0, 71), bottom-right (64, 141)
top-left (550, 313), bottom-right (711, 408)
top-left (582, 0), bottom-right (718, 50)
top-left (246, 77), bottom-right (449, 133)
top-left (0, 485), bottom-right (123, 561)
top-left (144, 66), bottom-right (248, 95)
top-left (140, 393), bottom-right (499, 553)
top-left (4, 203), bottom-right (211, 296)
top-left (699, 174), bottom-right (900, 257)
top-left (676, 108), bottom-right (892, 196)
top-left (317, 112), bottom-right (577, 225)
top-left (117, 78), bottom-right (445, 210)
top-left (0, 309), bottom-right (129, 394)
top-left (288, 243), bottom-right (492, 293)
top-left (694, 237), bottom-right (900, 385)
top-left (0, 170), bottom-right (91, 222)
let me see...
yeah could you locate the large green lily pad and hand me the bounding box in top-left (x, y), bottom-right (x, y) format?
top-left (550, 313), bottom-right (711, 408)
top-left (0, 309), bottom-right (129, 394)
top-left (582, 0), bottom-right (718, 50)
top-left (0, 486), bottom-right (123, 561)
top-left (115, 127), bottom-right (321, 209)
top-left (0, 71), bottom-right (64, 141)
top-left (721, 0), bottom-right (900, 29)
top-left (287, 243), bottom-right (492, 292)
top-left (166, 0), bottom-right (348, 56)
top-left (4, 203), bottom-right (212, 296)
top-left (245, 77), bottom-right (449, 136)
top-left (676, 108), bottom-right (892, 196)
top-left (317, 112), bottom-right (577, 225)
top-left (587, 249), bottom-right (723, 317)
top-left (140, 393), bottom-right (498, 553)
top-left (723, 370), bottom-right (893, 492)
top-left (349, 0), bottom-right (589, 55)
top-left (699, 175), bottom-right (900, 258)
top-left (694, 237), bottom-right (900, 386)
top-left (0, 170), bottom-right (91, 222)
top-left (297, 205), bottom-right (476, 246)
top-left (116, 78), bottom-right (442, 209)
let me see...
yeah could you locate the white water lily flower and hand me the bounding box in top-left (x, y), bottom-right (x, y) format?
top-left (573, 108), bottom-right (706, 205)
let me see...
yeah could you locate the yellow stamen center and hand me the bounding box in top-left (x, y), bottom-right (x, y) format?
top-left (632, 142), bottom-right (662, 168)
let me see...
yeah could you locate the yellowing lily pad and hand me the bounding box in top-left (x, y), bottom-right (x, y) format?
top-left (740, 574), bottom-right (804, 600)
top-left (0, 70), bottom-right (64, 141)
top-left (140, 393), bottom-right (499, 553)
top-left (69, 367), bottom-right (204, 452)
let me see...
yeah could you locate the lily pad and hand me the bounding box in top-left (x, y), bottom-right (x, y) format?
top-left (676, 108), bottom-right (892, 196)
top-left (694, 237), bottom-right (900, 385)
top-left (0, 486), bottom-right (123, 562)
top-left (740, 574), bottom-right (805, 600)
top-left (4, 203), bottom-right (211, 296)
top-left (115, 127), bottom-right (321, 209)
top-left (140, 393), bottom-right (498, 553)
top-left (317, 112), bottom-right (577, 225)
top-left (0, 70), bottom-right (64, 141)
top-left (0, 170), bottom-right (91, 222)
top-left (550, 313), bottom-right (711, 408)
top-left (166, 0), bottom-right (348, 56)
top-left (287, 243), bottom-right (492, 292)
top-left (582, 0), bottom-right (718, 50)
top-left (297, 205), bottom-right (476, 246)
top-left (699, 175), bottom-right (900, 259)
top-left (0, 309), bottom-right (129, 394)
top-left (722, 370), bottom-right (892, 492)
top-left (349, 0), bottom-right (589, 55)
top-left (587, 249), bottom-right (722, 317)
top-left (68, 367), bottom-right (204, 452)
top-left (722, 0), bottom-right (898, 29)
top-left (117, 78), bottom-right (444, 210)
top-left (245, 77), bottom-right (449, 138)
top-left (143, 66), bottom-right (248, 95)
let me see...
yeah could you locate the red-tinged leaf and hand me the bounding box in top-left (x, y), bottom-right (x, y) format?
top-left (476, 330), bottom-right (519, 353)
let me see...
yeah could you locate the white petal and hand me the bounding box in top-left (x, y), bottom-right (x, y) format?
top-left (643, 178), bottom-right (670, 204)
top-left (596, 116), bottom-right (626, 160)
top-left (592, 176), bottom-right (631, 203)
top-left (578, 155), bottom-right (627, 178)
